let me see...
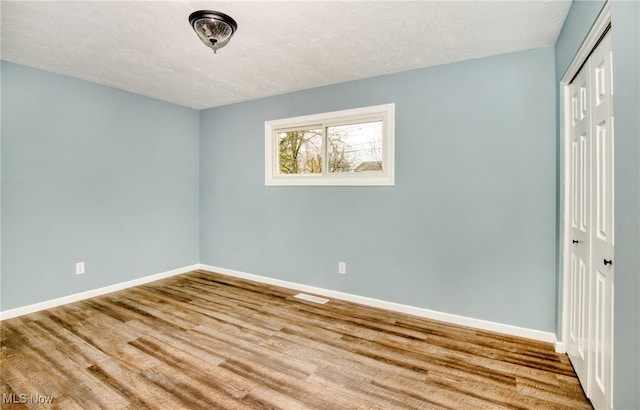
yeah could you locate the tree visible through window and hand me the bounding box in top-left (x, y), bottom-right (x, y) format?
top-left (277, 122), bottom-right (383, 175)
top-left (278, 129), bottom-right (322, 174)
top-left (266, 104), bottom-right (394, 186)
top-left (327, 121), bottom-right (382, 173)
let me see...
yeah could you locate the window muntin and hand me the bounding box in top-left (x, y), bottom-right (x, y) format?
top-left (265, 104), bottom-right (394, 186)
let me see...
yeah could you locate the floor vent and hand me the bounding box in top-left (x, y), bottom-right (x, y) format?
top-left (294, 293), bottom-right (329, 304)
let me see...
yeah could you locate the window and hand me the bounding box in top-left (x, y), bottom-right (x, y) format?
top-left (265, 104), bottom-right (395, 186)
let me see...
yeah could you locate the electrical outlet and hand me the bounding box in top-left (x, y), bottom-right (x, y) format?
top-left (76, 262), bottom-right (85, 275)
top-left (338, 261), bottom-right (346, 274)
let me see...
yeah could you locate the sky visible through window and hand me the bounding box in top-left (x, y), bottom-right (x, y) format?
top-left (328, 121), bottom-right (382, 173)
top-left (278, 121), bottom-right (382, 175)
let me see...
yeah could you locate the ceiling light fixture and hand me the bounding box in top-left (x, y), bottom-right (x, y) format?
top-left (189, 10), bottom-right (237, 54)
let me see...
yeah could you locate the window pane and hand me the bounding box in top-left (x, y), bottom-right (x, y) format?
top-left (327, 121), bottom-right (383, 173)
top-left (278, 129), bottom-right (323, 174)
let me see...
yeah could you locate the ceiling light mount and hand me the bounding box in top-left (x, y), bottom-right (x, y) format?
top-left (189, 10), bottom-right (237, 54)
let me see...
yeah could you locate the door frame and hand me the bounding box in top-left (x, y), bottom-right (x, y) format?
top-left (559, 0), bottom-right (611, 395)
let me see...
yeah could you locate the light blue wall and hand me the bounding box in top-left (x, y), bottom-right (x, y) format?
top-left (554, 1), bottom-right (608, 81)
top-left (1, 62), bottom-right (200, 311)
top-left (555, 1), bottom-right (640, 407)
top-left (200, 47), bottom-right (558, 332)
top-left (609, 2), bottom-right (640, 408)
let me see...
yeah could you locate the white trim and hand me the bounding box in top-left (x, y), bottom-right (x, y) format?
top-left (198, 264), bottom-right (558, 345)
top-left (560, 79), bottom-right (573, 355)
top-left (561, 3), bottom-right (611, 84)
top-left (0, 262), bottom-right (560, 348)
top-left (0, 264), bottom-right (199, 321)
top-left (559, 0), bottom-right (612, 355)
top-left (265, 103), bottom-right (395, 186)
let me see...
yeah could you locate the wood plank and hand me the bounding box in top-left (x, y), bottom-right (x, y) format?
top-left (1, 270), bottom-right (592, 409)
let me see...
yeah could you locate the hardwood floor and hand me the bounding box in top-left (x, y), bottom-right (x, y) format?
top-left (1, 270), bottom-right (591, 409)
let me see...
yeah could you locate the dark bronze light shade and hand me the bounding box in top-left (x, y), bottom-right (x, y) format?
top-left (189, 10), bottom-right (237, 54)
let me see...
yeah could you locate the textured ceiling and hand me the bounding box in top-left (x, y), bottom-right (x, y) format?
top-left (1, 1), bottom-right (571, 110)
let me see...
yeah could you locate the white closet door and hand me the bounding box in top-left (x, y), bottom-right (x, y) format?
top-left (567, 64), bottom-right (591, 390)
top-left (588, 30), bottom-right (614, 410)
top-left (566, 29), bottom-right (614, 410)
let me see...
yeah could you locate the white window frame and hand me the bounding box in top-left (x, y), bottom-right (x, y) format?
top-left (265, 103), bottom-right (395, 186)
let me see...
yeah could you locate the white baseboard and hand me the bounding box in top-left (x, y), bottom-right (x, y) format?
top-left (1, 263), bottom-right (561, 350)
top-left (0, 264), bottom-right (199, 321)
top-left (198, 264), bottom-right (559, 346)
